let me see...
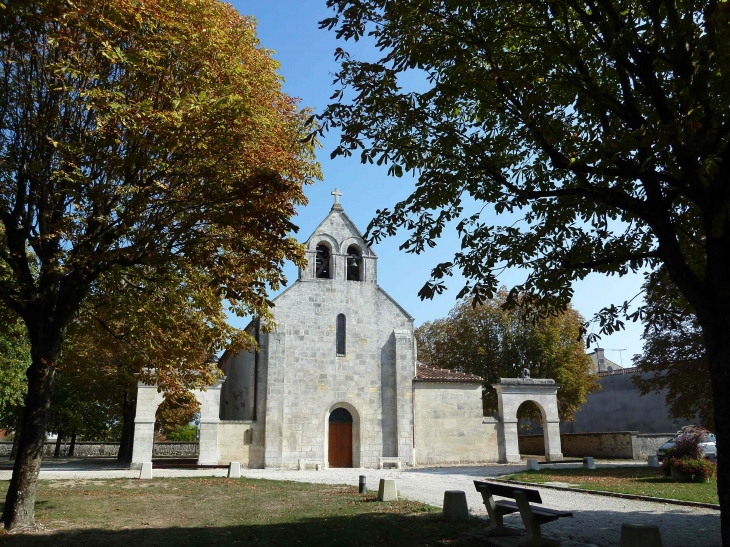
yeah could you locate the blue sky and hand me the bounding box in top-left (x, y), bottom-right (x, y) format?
top-left (228, 0), bottom-right (647, 366)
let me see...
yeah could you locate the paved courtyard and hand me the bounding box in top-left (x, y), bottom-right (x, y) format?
top-left (0, 460), bottom-right (721, 546)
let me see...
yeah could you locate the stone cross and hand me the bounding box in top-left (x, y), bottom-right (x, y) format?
top-left (331, 188), bottom-right (342, 205)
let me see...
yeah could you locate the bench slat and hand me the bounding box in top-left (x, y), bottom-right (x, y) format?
top-left (474, 480), bottom-right (543, 504)
top-left (530, 506), bottom-right (573, 518)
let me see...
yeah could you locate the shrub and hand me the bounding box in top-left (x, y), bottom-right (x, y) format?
top-left (165, 424), bottom-right (198, 442)
top-left (663, 455), bottom-right (717, 481)
top-left (672, 425), bottom-right (710, 459)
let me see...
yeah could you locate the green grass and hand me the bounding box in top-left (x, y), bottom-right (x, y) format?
top-left (502, 467), bottom-right (719, 504)
top-left (0, 477), bottom-right (487, 547)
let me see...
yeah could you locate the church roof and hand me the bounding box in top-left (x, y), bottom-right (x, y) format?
top-left (414, 362), bottom-right (484, 383)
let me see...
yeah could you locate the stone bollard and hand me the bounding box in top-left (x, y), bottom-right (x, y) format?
top-left (378, 478), bottom-right (398, 501)
top-left (139, 462), bottom-right (152, 480)
top-left (647, 455), bottom-right (660, 468)
top-left (583, 457), bottom-right (596, 470)
top-left (526, 458), bottom-right (540, 471)
top-left (443, 490), bottom-right (469, 521)
top-left (228, 461), bottom-right (241, 478)
top-left (620, 523), bottom-right (663, 547)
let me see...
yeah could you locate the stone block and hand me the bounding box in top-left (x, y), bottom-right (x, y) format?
top-left (647, 455), bottom-right (660, 467)
top-left (583, 456), bottom-right (596, 470)
top-left (228, 461), bottom-right (241, 478)
top-left (442, 490), bottom-right (469, 521)
top-left (378, 478), bottom-right (397, 501)
top-left (139, 462), bottom-right (152, 480)
top-left (620, 523), bottom-right (663, 547)
top-left (526, 458), bottom-right (539, 471)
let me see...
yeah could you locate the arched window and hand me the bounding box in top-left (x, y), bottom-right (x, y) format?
top-left (346, 245), bottom-right (361, 281)
top-left (316, 243), bottom-right (331, 279)
top-left (329, 407), bottom-right (353, 423)
top-left (336, 314), bottom-right (346, 355)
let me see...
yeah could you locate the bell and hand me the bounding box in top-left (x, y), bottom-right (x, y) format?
top-left (348, 256), bottom-right (359, 268)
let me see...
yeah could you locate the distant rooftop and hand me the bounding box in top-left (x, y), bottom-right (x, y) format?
top-left (414, 362), bottom-right (484, 383)
top-left (597, 367), bottom-right (640, 378)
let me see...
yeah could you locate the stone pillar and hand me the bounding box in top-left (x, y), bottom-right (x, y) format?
top-left (497, 420), bottom-right (521, 464)
top-left (544, 421), bottom-right (564, 461)
top-left (263, 331), bottom-right (286, 467)
top-left (194, 377), bottom-right (226, 466)
top-left (394, 329), bottom-right (415, 466)
top-left (131, 383), bottom-right (164, 470)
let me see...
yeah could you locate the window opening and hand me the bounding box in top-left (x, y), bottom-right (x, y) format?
top-left (316, 244), bottom-right (331, 278)
top-left (329, 407), bottom-right (353, 423)
top-left (346, 245), bottom-right (361, 281)
top-left (336, 314), bottom-right (346, 355)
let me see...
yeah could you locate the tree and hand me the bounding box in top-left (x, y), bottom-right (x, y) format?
top-left (316, 1), bottom-right (730, 540)
top-left (415, 291), bottom-right (597, 422)
top-left (0, 0), bottom-right (319, 528)
top-left (632, 270), bottom-right (713, 431)
top-left (58, 263), bottom-right (249, 460)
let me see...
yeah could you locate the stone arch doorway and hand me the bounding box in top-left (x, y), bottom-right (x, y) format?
top-left (324, 402), bottom-right (361, 468)
top-left (492, 378), bottom-right (563, 463)
top-left (131, 377), bottom-right (225, 469)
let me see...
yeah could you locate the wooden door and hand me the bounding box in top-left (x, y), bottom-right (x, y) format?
top-left (328, 423), bottom-right (353, 468)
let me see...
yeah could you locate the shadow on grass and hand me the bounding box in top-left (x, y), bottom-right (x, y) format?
top-left (0, 511), bottom-right (485, 547)
top-left (0, 505), bottom-right (722, 547)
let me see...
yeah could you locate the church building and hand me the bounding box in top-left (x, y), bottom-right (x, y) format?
top-left (216, 191), bottom-right (499, 469)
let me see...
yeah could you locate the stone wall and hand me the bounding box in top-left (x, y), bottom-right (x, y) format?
top-left (559, 369), bottom-right (697, 434)
top-left (634, 433), bottom-right (674, 459)
top-left (518, 431), bottom-right (673, 459)
top-left (414, 383), bottom-right (499, 464)
top-left (217, 420), bottom-right (264, 467)
top-left (0, 441), bottom-right (198, 458)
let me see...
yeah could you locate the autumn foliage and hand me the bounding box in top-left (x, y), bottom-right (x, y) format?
top-left (415, 291), bottom-right (598, 422)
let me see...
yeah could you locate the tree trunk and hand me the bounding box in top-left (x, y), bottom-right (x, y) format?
top-left (53, 430), bottom-right (64, 458)
top-left (68, 431), bottom-right (77, 457)
top-left (2, 348), bottom-right (56, 530)
top-left (9, 434), bottom-right (19, 460)
top-left (698, 308), bottom-right (730, 546)
top-left (117, 392), bottom-right (136, 462)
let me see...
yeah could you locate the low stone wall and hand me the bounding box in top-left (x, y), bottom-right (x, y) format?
top-left (634, 433), bottom-right (673, 459)
top-left (518, 431), bottom-right (674, 459)
top-left (0, 441), bottom-right (198, 458)
top-left (153, 442), bottom-right (199, 457)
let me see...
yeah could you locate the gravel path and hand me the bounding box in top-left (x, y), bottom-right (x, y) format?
top-left (239, 465), bottom-right (721, 547)
top-left (0, 461), bottom-right (720, 546)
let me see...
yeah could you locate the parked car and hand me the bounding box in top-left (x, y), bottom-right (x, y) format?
top-left (656, 432), bottom-right (717, 462)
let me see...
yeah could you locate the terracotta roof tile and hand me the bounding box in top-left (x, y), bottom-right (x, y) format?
top-left (414, 362), bottom-right (484, 383)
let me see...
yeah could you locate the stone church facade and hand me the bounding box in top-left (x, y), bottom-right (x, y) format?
top-left (216, 195), bottom-right (499, 468)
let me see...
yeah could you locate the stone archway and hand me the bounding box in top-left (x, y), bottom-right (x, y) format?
top-left (492, 378), bottom-right (563, 463)
top-left (323, 402), bottom-right (361, 468)
top-left (130, 377), bottom-right (226, 469)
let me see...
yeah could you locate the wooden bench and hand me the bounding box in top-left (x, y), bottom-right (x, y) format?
top-left (474, 480), bottom-right (573, 547)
